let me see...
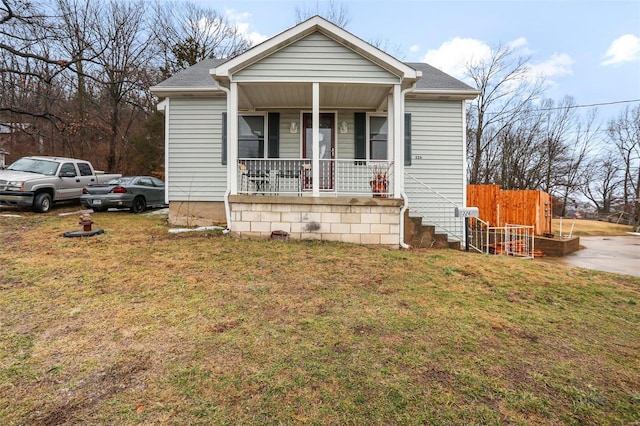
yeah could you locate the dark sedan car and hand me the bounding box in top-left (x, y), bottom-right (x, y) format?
top-left (80, 176), bottom-right (166, 213)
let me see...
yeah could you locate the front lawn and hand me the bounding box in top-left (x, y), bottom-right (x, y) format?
top-left (1, 212), bottom-right (639, 425)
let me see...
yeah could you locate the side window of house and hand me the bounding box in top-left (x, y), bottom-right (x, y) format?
top-left (59, 163), bottom-right (76, 177)
top-left (369, 116), bottom-right (388, 160)
top-left (355, 112), bottom-right (411, 165)
top-left (238, 115), bottom-right (265, 158)
top-left (77, 163), bottom-right (93, 176)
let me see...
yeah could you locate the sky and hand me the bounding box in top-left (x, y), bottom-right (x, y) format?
top-left (203, 0), bottom-right (640, 122)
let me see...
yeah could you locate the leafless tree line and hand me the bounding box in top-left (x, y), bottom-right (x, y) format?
top-left (0, 0), bottom-right (250, 174)
top-left (466, 43), bottom-right (639, 225)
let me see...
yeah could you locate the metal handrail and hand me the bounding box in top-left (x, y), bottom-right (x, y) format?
top-left (404, 172), bottom-right (464, 242)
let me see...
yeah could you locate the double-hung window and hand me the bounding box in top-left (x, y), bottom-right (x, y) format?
top-left (238, 115), bottom-right (266, 158)
top-left (369, 116), bottom-right (388, 160)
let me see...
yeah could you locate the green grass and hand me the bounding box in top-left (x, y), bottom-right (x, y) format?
top-left (552, 218), bottom-right (636, 236)
top-left (0, 211), bottom-right (639, 425)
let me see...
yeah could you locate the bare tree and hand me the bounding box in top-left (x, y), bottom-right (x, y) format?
top-left (82, 0), bottom-right (156, 171)
top-left (295, 0), bottom-right (350, 27)
top-left (553, 108), bottom-right (597, 216)
top-left (495, 105), bottom-right (545, 190)
top-left (153, 1), bottom-right (251, 77)
top-left (53, 0), bottom-right (103, 158)
top-left (608, 105), bottom-right (640, 227)
top-left (465, 43), bottom-right (545, 184)
top-left (582, 150), bottom-right (623, 214)
top-left (537, 97), bottom-right (578, 193)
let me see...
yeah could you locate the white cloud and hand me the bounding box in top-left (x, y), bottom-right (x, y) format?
top-left (529, 53), bottom-right (574, 80)
top-left (422, 37), bottom-right (492, 79)
top-left (224, 8), bottom-right (269, 46)
top-left (601, 34), bottom-right (640, 66)
top-left (508, 37), bottom-right (528, 50)
top-left (409, 44), bottom-right (421, 54)
top-left (423, 37), bottom-right (573, 87)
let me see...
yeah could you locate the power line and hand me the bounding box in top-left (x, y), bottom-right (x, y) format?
top-left (533, 98), bottom-right (640, 112)
top-left (473, 98), bottom-right (640, 118)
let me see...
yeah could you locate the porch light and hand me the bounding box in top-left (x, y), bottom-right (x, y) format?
top-left (340, 121), bottom-right (348, 133)
top-left (290, 121), bottom-right (298, 133)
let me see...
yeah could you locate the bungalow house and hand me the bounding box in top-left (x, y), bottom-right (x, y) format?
top-left (150, 16), bottom-right (479, 248)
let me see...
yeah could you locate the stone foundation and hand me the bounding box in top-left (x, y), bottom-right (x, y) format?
top-left (229, 195), bottom-right (403, 247)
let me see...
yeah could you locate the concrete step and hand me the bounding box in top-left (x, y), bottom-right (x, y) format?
top-left (404, 211), bottom-right (459, 250)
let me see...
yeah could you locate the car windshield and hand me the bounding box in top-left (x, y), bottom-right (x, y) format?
top-left (7, 158), bottom-right (59, 176)
top-left (105, 177), bottom-right (134, 185)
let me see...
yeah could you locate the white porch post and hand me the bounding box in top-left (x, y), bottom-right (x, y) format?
top-left (391, 83), bottom-right (403, 197)
top-left (228, 82), bottom-right (239, 195)
top-left (312, 82), bottom-right (320, 197)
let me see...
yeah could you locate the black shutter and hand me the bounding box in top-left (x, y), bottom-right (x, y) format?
top-left (268, 112), bottom-right (280, 158)
top-left (221, 112), bottom-right (227, 165)
top-left (354, 112), bottom-right (366, 163)
top-left (404, 113), bottom-right (412, 166)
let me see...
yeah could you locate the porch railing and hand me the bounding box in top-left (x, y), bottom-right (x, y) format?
top-left (237, 158), bottom-right (394, 197)
top-left (404, 173), bottom-right (464, 242)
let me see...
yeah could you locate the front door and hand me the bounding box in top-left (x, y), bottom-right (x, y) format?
top-left (302, 113), bottom-right (335, 190)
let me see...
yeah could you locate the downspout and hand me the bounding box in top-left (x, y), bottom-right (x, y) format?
top-left (218, 85), bottom-right (232, 234)
top-left (399, 82), bottom-right (416, 249)
top-left (157, 99), bottom-right (169, 207)
top-left (399, 191), bottom-right (411, 249)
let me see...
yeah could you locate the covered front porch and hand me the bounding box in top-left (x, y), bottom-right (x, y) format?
top-left (220, 80), bottom-right (411, 200)
top-left (211, 19), bottom-right (420, 203)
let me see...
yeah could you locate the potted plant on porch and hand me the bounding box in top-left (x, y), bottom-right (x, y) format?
top-left (369, 162), bottom-right (392, 198)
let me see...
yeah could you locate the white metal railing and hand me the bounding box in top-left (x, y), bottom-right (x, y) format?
top-left (404, 173), bottom-right (464, 242)
top-left (467, 217), bottom-right (490, 253)
top-left (237, 158), bottom-right (393, 197)
top-left (467, 218), bottom-right (535, 259)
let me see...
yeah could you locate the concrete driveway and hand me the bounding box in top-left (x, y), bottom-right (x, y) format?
top-left (540, 235), bottom-right (640, 277)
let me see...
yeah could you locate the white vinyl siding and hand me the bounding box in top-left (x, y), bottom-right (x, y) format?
top-left (278, 111), bottom-right (303, 158)
top-left (270, 110), bottom-right (355, 159)
top-left (405, 99), bottom-right (465, 205)
top-left (168, 97), bottom-right (227, 201)
top-left (234, 33), bottom-right (400, 84)
top-left (336, 112), bottom-right (355, 159)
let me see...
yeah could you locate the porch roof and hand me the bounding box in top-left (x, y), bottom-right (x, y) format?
top-left (151, 59), bottom-right (477, 103)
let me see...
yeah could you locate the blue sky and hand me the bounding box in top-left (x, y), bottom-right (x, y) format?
top-left (211, 0), bottom-right (640, 121)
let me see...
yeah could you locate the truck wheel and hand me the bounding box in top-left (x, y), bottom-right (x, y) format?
top-left (130, 196), bottom-right (146, 213)
top-left (33, 193), bottom-right (52, 213)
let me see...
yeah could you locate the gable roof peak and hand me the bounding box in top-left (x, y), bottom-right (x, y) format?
top-left (212, 14), bottom-right (419, 83)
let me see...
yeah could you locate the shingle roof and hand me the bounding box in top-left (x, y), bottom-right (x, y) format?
top-left (151, 58), bottom-right (226, 90)
top-left (407, 62), bottom-right (476, 92)
top-left (152, 58), bottom-right (475, 94)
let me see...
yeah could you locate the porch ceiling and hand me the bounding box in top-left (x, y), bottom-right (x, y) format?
top-left (237, 82), bottom-right (391, 111)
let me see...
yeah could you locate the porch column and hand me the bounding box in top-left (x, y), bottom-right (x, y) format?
top-left (391, 83), bottom-right (403, 197)
top-left (228, 82), bottom-right (239, 194)
top-left (312, 82), bottom-right (320, 197)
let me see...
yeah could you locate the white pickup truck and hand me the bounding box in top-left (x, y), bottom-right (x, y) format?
top-left (0, 156), bottom-right (121, 213)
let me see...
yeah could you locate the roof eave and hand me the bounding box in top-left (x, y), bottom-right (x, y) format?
top-left (149, 87), bottom-right (223, 97)
top-left (410, 88), bottom-right (480, 101)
